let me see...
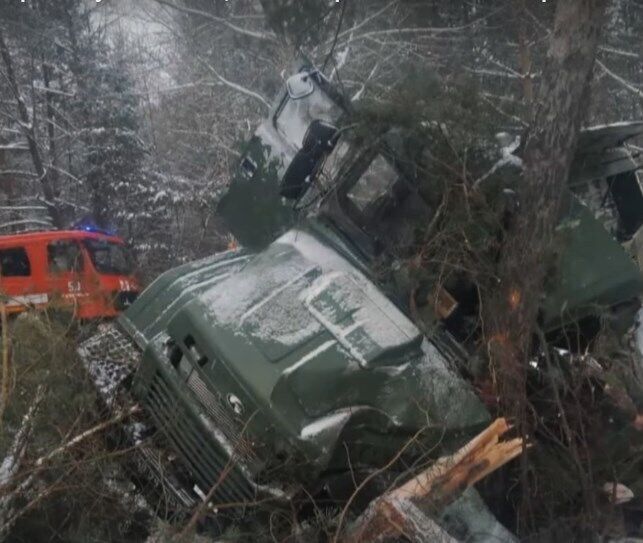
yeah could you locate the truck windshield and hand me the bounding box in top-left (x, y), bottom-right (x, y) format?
top-left (83, 239), bottom-right (134, 275)
top-left (347, 155), bottom-right (398, 212)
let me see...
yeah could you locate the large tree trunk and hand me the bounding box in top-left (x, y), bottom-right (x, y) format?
top-left (484, 0), bottom-right (608, 420)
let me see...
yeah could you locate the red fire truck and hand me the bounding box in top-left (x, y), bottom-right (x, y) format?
top-left (0, 228), bottom-right (139, 319)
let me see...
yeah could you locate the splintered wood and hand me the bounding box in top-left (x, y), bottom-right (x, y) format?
top-left (340, 418), bottom-right (526, 543)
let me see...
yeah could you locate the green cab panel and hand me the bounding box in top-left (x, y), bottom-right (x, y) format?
top-left (542, 197), bottom-right (643, 329)
top-left (217, 130), bottom-right (295, 250)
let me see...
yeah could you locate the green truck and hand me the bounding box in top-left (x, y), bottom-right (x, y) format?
top-left (79, 64), bottom-right (643, 539)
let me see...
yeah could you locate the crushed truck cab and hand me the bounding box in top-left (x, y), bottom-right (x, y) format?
top-left (100, 224), bottom-right (487, 508)
top-left (79, 62), bottom-right (643, 538)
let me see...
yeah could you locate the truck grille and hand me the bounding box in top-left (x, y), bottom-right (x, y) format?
top-left (185, 371), bottom-right (259, 465)
top-left (130, 442), bottom-right (198, 512)
top-left (142, 371), bottom-right (256, 506)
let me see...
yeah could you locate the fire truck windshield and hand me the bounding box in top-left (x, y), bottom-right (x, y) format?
top-left (83, 239), bottom-right (134, 275)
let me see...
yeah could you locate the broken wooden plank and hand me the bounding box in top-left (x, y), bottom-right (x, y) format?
top-left (339, 417), bottom-right (527, 543)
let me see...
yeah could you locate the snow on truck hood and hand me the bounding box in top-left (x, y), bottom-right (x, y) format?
top-left (200, 229), bottom-right (422, 368)
top-left (190, 228), bottom-right (486, 432)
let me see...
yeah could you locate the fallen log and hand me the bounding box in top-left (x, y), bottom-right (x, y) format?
top-left (339, 418), bottom-right (527, 543)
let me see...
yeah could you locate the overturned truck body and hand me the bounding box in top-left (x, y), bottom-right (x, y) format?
top-left (79, 65), bottom-right (643, 539)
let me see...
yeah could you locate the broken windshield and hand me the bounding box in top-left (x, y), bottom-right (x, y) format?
top-left (347, 155), bottom-right (398, 212)
top-left (83, 239), bottom-right (134, 275)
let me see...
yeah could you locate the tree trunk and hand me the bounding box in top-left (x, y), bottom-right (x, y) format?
top-left (0, 28), bottom-right (62, 228)
top-left (41, 60), bottom-right (60, 199)
top-left (484, 0), bottom-right (608, 420)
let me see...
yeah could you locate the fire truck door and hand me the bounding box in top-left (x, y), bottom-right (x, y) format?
top-left (46, 239), bottom-right (87, 311)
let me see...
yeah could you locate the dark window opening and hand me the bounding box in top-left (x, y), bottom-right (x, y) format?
top-left (0, 247), bottom-right (31, 277)
top-left (606, 171), bottom-right (643, 241)
top-left (573, 171), bottom-right (643, 242)
top-left (197, 355), bottom-right (208, 368)
top-left (169, 344), bottom-right (183, 369)
top-left (83, 239), bottom-right (134, 275)
top-left (347, 155), bottom-right (398, 213)
top-left (240, 156), bottom-right (257, 178)
top-left (48, 240), bottom-right (83, 274)
top-left (280, 120), bottom-right (339, 200)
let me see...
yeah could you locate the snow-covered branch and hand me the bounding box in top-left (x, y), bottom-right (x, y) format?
top-left (337, 5), bottom-right (507, 49)
top-left (203, 64), bottom-right (270, 110)
top-left (598, 45), bottom-right (640, 59)
top-left (34, 405), bottom-right (140, 468)
top-left (0, 170), bottom-right (37, 178)
top-left (597, 59), bottom-right (643, 99)
top-left (153, 0), bottom-right (277, 43)
top-left (465, 67), bottom-right (522, 79)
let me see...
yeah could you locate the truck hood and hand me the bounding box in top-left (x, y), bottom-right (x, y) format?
top-left (119, 249), bottom-right (251, 345)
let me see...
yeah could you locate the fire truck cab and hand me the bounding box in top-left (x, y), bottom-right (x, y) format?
top-left (0, 229), bottom-right (139, 319)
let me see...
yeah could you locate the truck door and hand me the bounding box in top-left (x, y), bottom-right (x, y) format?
top-left (46, 239), bottom-right (86, 313)
top-left (0, 246), bottom-right (41, 313)
top-left (217, 66), bottom-right (345, 249)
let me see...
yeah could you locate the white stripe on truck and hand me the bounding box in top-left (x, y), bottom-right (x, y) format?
top-left (4, 293), bottom-right (49, 307)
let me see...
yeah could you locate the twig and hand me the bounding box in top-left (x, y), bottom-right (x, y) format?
top-left (333, 427), bottom-right (427, 543)
top-left (322, 0), bottom-right (348, 72)
top-left (34, 405), bottom-right (140, 468)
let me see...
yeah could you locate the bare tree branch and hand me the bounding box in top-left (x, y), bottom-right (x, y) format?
top-left (202, 64), bottom-right (270, 110)
top-left (33, 405), bottom-right (141, 468)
